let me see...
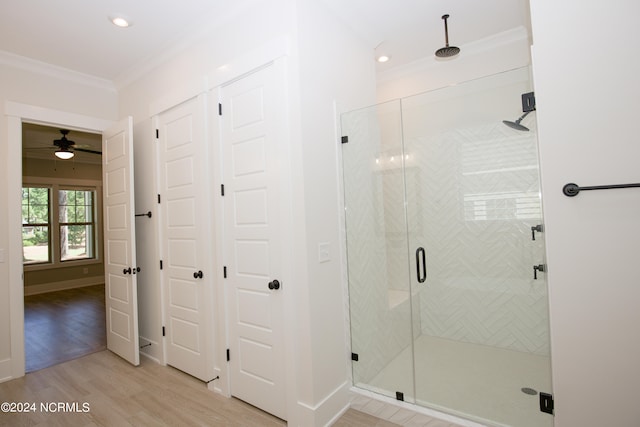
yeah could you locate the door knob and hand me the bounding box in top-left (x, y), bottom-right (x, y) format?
top-left (268, 279), bottom-right (280, 290)
top-left (193, 270), bottom-right (204, 279)
top-left (123, 267), bottom-right (132, 275)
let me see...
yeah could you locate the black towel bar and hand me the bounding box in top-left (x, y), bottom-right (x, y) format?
top-left (563, 182), bottom-right (640, 197)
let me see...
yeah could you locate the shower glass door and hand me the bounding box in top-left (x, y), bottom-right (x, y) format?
top-left (342, 99), bottom-right (416, 402)
top-left (342, 67), bottom-right (553, 427)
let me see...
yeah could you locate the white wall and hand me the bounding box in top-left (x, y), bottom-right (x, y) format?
top-left (0, 60), bottom-right (117, 381)
top-left (117, 0), bottom-right (375, 425)
top-left (294, 0), bottom-right (377, 422)
top-left (530, 1), bottom-right (640, 426)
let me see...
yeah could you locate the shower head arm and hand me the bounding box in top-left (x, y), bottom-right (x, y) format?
top-left (443, 15), bottom-right (450, 46)
top-left (515, 110), bottom-right (531, 124)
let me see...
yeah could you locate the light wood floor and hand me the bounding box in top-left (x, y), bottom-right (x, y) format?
top-left (0, 350), bottom-right (398, 426)
top-left (24, 284), bottom-right (107, 372)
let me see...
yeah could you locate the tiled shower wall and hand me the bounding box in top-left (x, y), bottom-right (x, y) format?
top-left (407, 126), bottom-right (549, 355)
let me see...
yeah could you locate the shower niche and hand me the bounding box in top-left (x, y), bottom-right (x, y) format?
top-left (341, 67), bottom-right (553, 427)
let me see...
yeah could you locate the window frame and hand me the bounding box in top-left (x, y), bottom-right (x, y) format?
top-left (21, 185), bottom-right (52, 265)
top-left (22, 177), bottom-right (103, 271)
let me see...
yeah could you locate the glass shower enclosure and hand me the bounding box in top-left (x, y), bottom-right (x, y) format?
top-left (342, 67), bottom-right (553, 427)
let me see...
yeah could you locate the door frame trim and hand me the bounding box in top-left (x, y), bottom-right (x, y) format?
top-left (4, 101), bottom-right (112, 381)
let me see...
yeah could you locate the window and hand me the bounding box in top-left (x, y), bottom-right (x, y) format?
top-left (22, 184), bottom-right (99, 266)
top-left (22, 187), bottom-right (51, 264)
top-left (59, 189), bottom-right (95, 261)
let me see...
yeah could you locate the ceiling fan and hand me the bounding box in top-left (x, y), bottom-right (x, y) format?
top-left (52, 129), bottom-right (102, 160)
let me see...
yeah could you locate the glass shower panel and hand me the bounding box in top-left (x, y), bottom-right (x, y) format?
top-left (402, 67), bottom-right (552, 427)
top-left (341, 100), bottom-right (415, 402)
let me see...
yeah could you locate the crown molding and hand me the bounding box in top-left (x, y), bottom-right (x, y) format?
top-left (0, 50), bottom-right (116, 92)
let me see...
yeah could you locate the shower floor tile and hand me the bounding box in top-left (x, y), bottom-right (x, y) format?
top-left (369, 335), bottom-right (553, 427)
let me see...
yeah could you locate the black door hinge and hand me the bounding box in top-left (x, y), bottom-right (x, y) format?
top-left (218, 103), bottom-right (222, 116)
top-left (155, 129), bottom-right (159, 139)
top-left (223, 266), bottom-right (227, 278)
top-left (540, 392), bottom-right (554, 414)
top-left (396, 391), bottom-right (404, 402)
top-left (162, 326), bottom-right (166, 337)
top-left (221, 184), bottom-right (225, 196)
top-left (341, 136), bottom-right (349, 144)
top-left (157, 194), bottom-right (161, 204)
top-left (160, 260), bottom-right (163, 270)
top-left (226, 348), bottom-right (230, 362)
top-left (351, 352), bottom-right (359, 361)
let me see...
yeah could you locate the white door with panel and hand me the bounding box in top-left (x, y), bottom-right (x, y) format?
top-left (103, 116), bottom-right (140, 366)
top-left (220, 62), bottom-right (287, 420)
top-left (157, 95), bottom-right (214, 382)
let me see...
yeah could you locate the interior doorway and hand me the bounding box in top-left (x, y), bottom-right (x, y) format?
top-left (21, 122), bottom-right (107, 372)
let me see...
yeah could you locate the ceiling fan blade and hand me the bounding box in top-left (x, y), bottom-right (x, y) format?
top-left (74, 147), bottom-right (102, 155)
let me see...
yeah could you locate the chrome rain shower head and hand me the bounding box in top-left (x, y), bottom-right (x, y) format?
top-left (503, 111), bottom-right (532, 132)
top-left (435, 14), bottom-right (460, 58)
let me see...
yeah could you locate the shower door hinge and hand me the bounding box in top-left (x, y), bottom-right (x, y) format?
top-left (531, 224), bottom-right (544, 241)
top-left (351, 352), bottom-right (359, 361)
top-left (539, 392), bottom-right (554, 414)
top-left (341, 136), bottom-right (349, 144)
top-left (395, 391), bottom-right (404, 402)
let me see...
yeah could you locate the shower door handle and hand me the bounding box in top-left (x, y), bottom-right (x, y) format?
top-left (416, 247), bottom-right (426, 283)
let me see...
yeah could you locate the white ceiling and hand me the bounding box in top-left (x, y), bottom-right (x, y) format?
top-left (320, 0), bottom-right (531, 72)
top-left (0, 0), bottom-right (254, 84)
top-left (6, 0), bottom-right (531, 163)
top-left (0, 0), bottom-right (531, 82)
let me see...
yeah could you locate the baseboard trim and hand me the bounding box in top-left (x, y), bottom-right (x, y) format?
top-left (0, 358), bottom-right (12, 383)
top-left (24, 277), bottom-right (104, 296)
top-left (349, 387), bottom-right (485, 427)
top-left (139, 336), bottom-right (162, 364)
top-left (296, 381), bottom-right (351, 427)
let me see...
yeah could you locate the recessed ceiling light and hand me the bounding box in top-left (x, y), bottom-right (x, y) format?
top-left (109, 14), bottom-right (132, 28)
top-left (376, 55), bottom-right (391, 63)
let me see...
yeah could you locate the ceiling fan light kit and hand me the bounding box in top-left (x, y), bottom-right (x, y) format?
top-left (54, 149), bottom-right (74, 160)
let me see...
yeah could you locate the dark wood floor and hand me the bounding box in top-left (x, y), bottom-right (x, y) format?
top-left (24, 284), bottom-right (106, 372)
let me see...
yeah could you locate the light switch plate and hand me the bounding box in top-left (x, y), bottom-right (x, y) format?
top-left (318, 242), bottom-right (330, 263)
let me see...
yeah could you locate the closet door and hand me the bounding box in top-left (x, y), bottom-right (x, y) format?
top-left (157, 95), bottom-right (214, 382)
top-left (103, 116), bottom-right (140, 366)
top-left (221, 62), bottom-right (287, 420)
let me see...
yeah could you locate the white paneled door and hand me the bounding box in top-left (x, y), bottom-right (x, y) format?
top-left (157, 95), bottom-right (214, 382)
top-left (103, 116), bottom-right (140, 366)
top-left (220, 62), bottom-right (287, 420)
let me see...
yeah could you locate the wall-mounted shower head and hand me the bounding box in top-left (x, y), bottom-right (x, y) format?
top-left (435, 14), bottom-right (460, 58)
top-left (503, 111), bottom-right (532, 132)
